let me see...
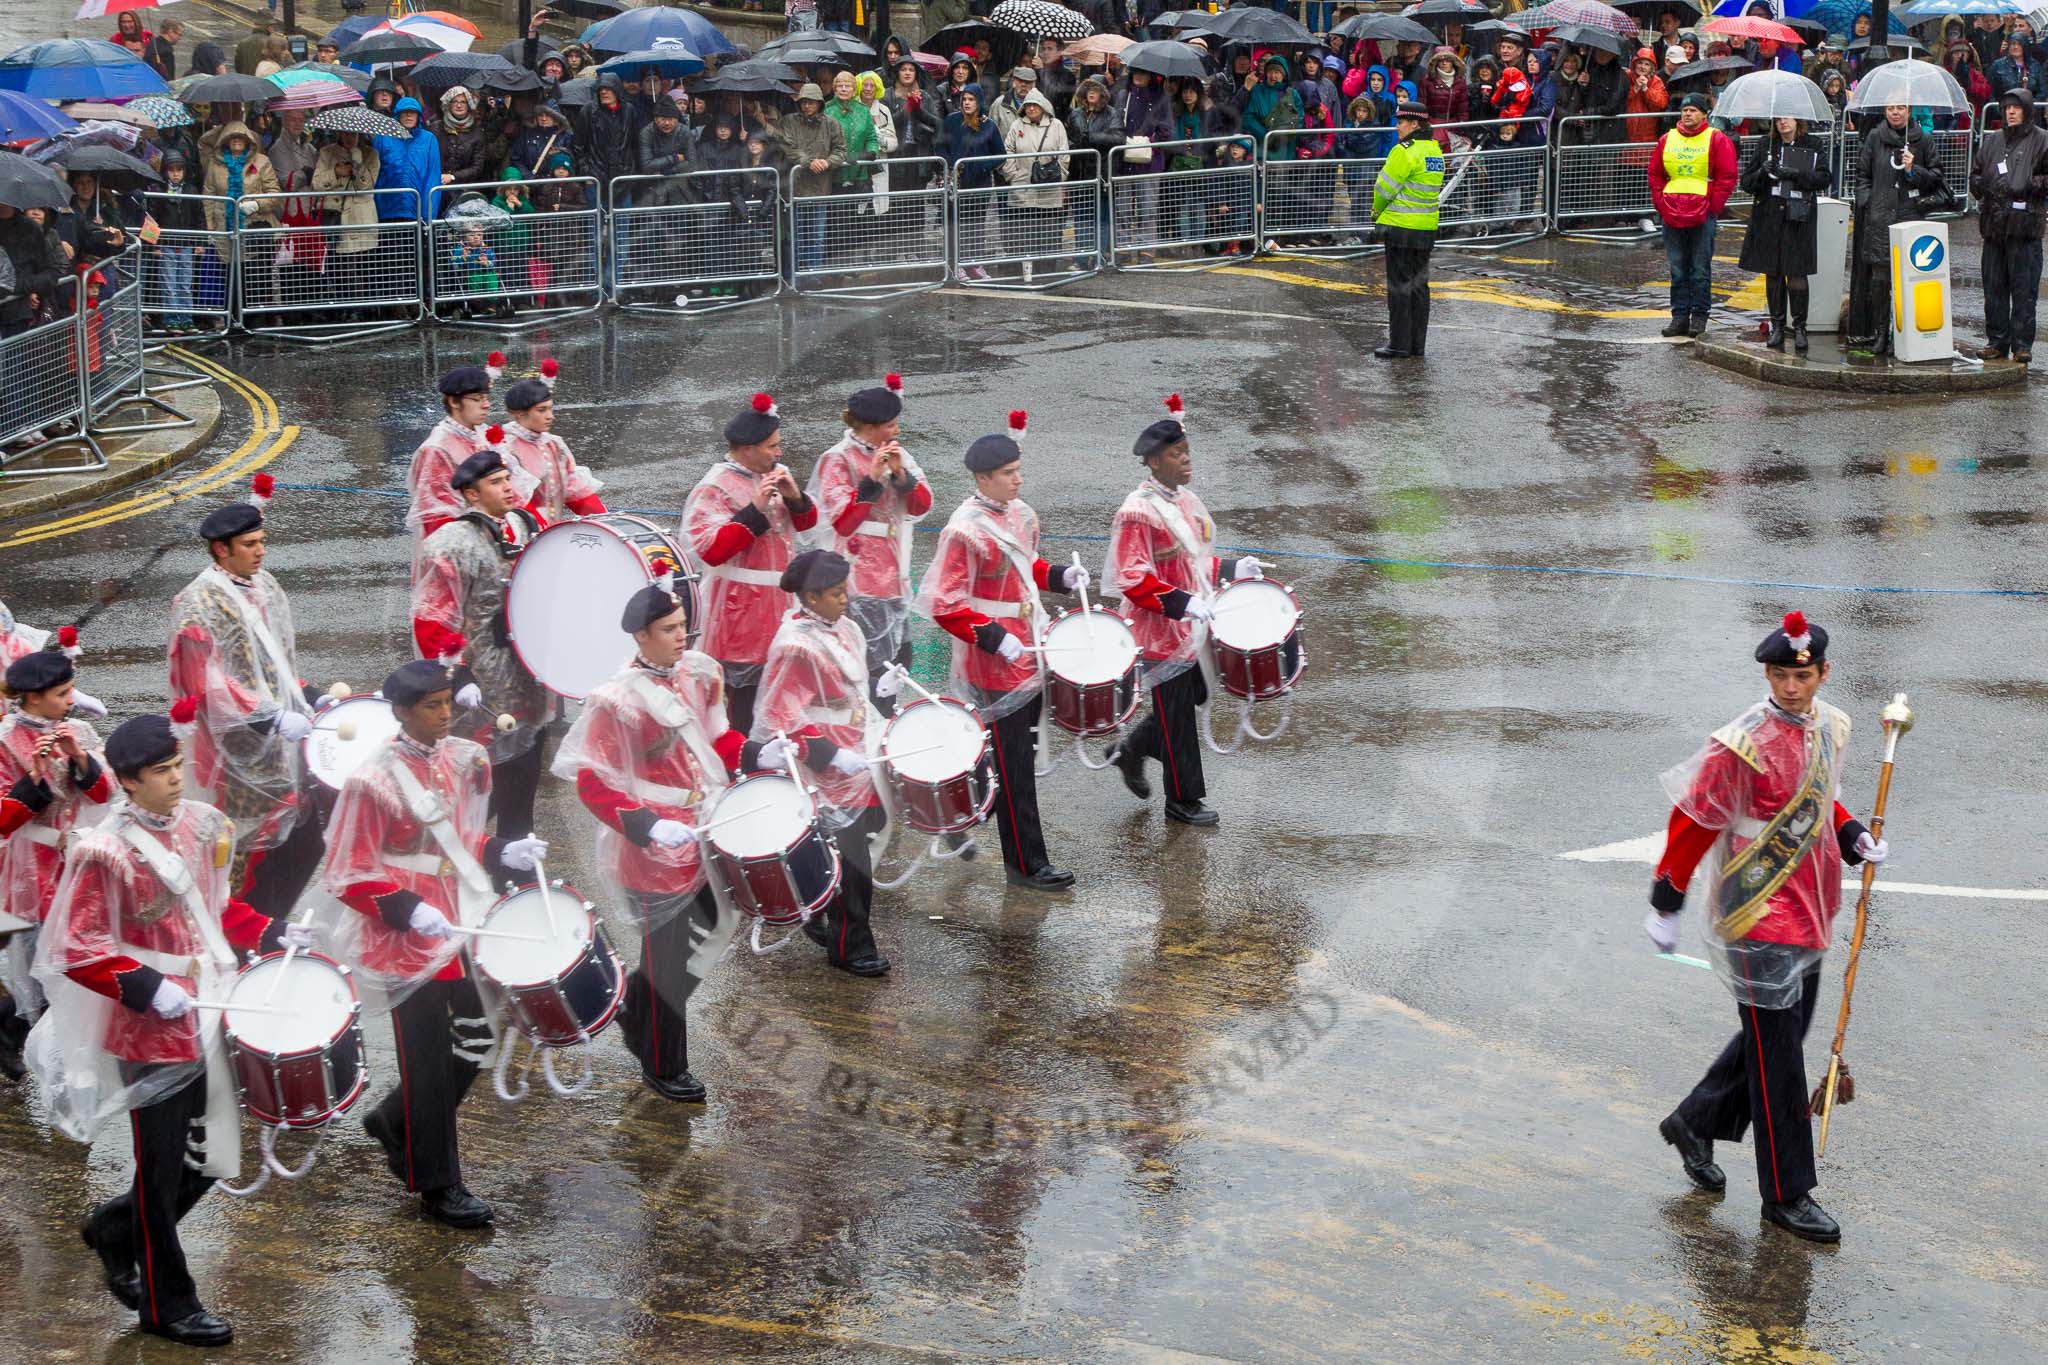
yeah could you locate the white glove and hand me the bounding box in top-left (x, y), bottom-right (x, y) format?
top-left (874, 669), bottom-right (903, 699)
top-left (997, 634), bottom-right (1026, 664)
top-left (1855, 832), bottom-right (1889, 865)
top-left (281, 922), bottom-right (319, 950)
top-left (828, 748), bottom-right (869, 777)
top-left (1644, 910), bottom-right (1681, 954)
top-left (500, 835), bottom-right (548, 871)
top-left (1064, 563), bottom-right (1091, 594)
top-left (68, 689), bottom-right (108, 719)
top-left (273, 710), bottom-right (313, 742)
top-left (150, 979), bottom-right (193, 1019)
top-left (1234, 557), bottom-right (1265, 581)
top-left (1182, 597), bottom-right (1214, 624)
top-left (408, 903), bottom-right (453, 939)
top-left (648, 818), bottom-right (697, 849)
top-left (757, 737), bottom-right (791, 770)
top-left (454, 682), bottom-right (484, 710)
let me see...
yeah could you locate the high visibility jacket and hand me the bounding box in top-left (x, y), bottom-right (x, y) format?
top-left (1372, 134), bottom-right (1444, 230)
top-left (1660, 127), bottom-right (1714, 198)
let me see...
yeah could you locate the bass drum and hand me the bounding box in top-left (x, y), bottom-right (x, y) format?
top-left (505, 513), bottom-right (699, 700)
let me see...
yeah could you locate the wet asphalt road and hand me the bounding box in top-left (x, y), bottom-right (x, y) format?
top-left (2, 218), bottom-right (2047, 1364)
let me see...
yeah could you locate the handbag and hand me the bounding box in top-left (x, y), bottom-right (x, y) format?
top-left (1028, 126), bottom-right (1061, 184)
top-left (1120, 134), bottom-right (1153, 165)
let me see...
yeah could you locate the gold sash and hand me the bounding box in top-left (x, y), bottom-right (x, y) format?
top-left (1712, 720), bottom-right (1835, 941)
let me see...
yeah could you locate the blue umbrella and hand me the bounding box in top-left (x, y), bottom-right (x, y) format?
top-left (596, 41), bottom-right (705, 79)
top-left (0, 39), bottom-right (172, 101)
top-left (326, 15), bottom-right (386, 52)
top-left (580, 8), bottom-right (737, 58)
top-left (1898, 0), bottom-right (2027, 16)
top-left (0, 88), bottom-right (78, 143)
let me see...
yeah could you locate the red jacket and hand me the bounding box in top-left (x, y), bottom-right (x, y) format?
top-left (1649, 126), bottom-right (1738, 228)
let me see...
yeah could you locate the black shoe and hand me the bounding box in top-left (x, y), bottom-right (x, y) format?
top-left (1370, 345), bottom-right (1411, 359)
top-left (362, 1107), bottom-right (405, 1182)
top-left (1107, 741), bottom-right (1151, 800)
top-left (0, 1034), bottom-right (23, 1082)
top-left (1764, 322), bottom-right (1785, 350)
top-left (1793, 324), bottom-right (1809, 354)
top-left (1164, 799), bottom-right (1220, 827)
top-left (1659, 1111), bottom-right (1726, 1192)
top-left (80, 1222), bottom-right (140, 1311)
top-left (1687, 314), bottom-right (1709, 338)
top-left (420, 1184), bottom-right (494, 1229)
top-left (1762, 1195), bottom-right (1841, 1244)
top-left (643, 1070), bottom-right (708, 1103)
top-left (1660, 317), bottom-right (1689, 338)
top-left (143, 1310), bottom-right (233, 1348)
top-left (1006, 865), bottom-right (1075, 891)
top-left (832, 954), bottom-right (891, 978)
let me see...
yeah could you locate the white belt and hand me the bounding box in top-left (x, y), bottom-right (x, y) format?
top-left (1731, 817), bottom-right (1766, 839)
top-left (122, 945), bottom-right (198, 977)
top-left (625, 780), bottom-right (698, 808)
top-left (387, 851), bottom-right (451, 878)
top-left (853, 520), bottom-right (895, 539)
top-left (967, 596), bottom-right (1025, 620)
top-left (705, 565), bottom-right (786, 588)
top-left (19, 825), bottom-right (64, 848)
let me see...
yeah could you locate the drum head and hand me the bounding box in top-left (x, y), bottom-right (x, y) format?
top-left (475, 887), bottom-right (592, 987)
top-left (882, 700), bottom-right (985, 783)
top-left (506, 520), bottom-right (650, 700)
top-left (305, 696), bottom-right (403, 790)
top-left (226, 955), bottom-right (354, 1051)
top-left (706, 775), bottom-right (814, 859)
top-left (1045, 610), bottom-right (1138, 685)
top-left (1213, 579), bottom-right (1299, 650)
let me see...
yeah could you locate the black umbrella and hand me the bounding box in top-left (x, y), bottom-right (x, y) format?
top-left (498, 35), bottom-right (562, 67)
top-left (340, 33), bottom-right (442, 66)
top-left (1781, 15), bottom-right (1828, 43)
top-left (1465, 19), bottom-right (1534, 41)
top-left (696, 68), bottom-right (790, 95)
top-left (1149, 10), bottom-right (1211, 29)
top-left (708, 58), bottom-right (801, 85)
top-left (1199, 7), bottom-right (1318, 45)
top-left (412, 52), bottom-right (543, 93)
top-left (917, 20), bottom-right (1004, 56)
top-left (1122, 39), bottom-right (1211, 79)
top-left (761, 30), bottom-right (877, 60)
top-left (1846, 33), bottom-right (1923, 53)
top-left (1611, 0), bottom-right (1700, 18)
top-left (48, 142), bottom-right (162, 186)
top-left (1672, 54), bottom-right (1752, 80)
top-left (1550, 23), bottom-right (1636, 56)
top-left (1329, 13), bottom-right (1440, 45)
top-left (280, 61), bottom-right (372, 92)
top-left (550, 0), bottom-right (626, 18)
top-left (178, 73), bottom-right (277, 105)
top-left (0, 149), bottom-right (73, 211)
top-left (556, 76), bottom-right (597, 107)
top-left (1402, 0), bottom-right (1496, 28)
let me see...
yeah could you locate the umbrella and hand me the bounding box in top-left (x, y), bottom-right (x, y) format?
top-left (324, 15), bottom-right (385, 52)
top-left (582, 9), bottom-right (737, 59)
top-left (411, 51), bottom-right (544, 93)
top-left (761, 30), bottom-right (878, 59)
top-left (990, 0), bottom-right (1094, 39)
top-left (369, 15), bottom-right (477, 55)
top-left (0, 90), bottom-right (76, 142)
top-left (1330, 13), bottom-right (1441, 43)
top-left (1900, 0), bottom-right (2027, 14)
top-left (904, 51), bottom-right (951, 75)
top-left (918, 21), bottom-right (1005, 55)
top-left (1065, 33), bottom-right (1137, 63)
top-left (1202, 7), bottom-right (1319, 44)
top-left (1845, 31), bottom-right (1927, 51)
top-left (340, 33), bottom-right (443, 66)
top-left (1710, 66), bottom-right (1834, 118)
top-left (48, 141), bottom-right (160, 185)
top-left (1550, 23), bottom-right (1639, 54)
top-left (126, 93), bottom-right (192, 128)
top-left (0, 149), bottom-right (71, 210)
top-left (550, 0), bottom-right (626, 18)
top-left (61, 99), bottom-right (156, 127)
top-left (1780, 14), bottom-right (1831, 41)
top-left (444, 193), bottom-right (509, 226)
top-left (1517, 0), bottom-right (1642, 36)
top-left (1612, 0), bottom-right (1702, 17)
top-left (556, 76), bottom-right (597, 107)
top-left (74, 0), bottom-right (178, 16)
top-left (695, 67), bottom-right (792, 95)
top-left (1121, 39), bottom-right (1211, 79)
top-left (1672, 54), bottom-right (1754, 78)
top-left (307, 104), bottom-right (404, 138)
top-left (710, 57), bottom-right (802, 84)
top-left (396, 10), bottom-right (482, 37)
top-left (1401, 0), bottom-right (1497, 28)
top-left (1465, 19), bottom-right (1536, 41)
top-left (772, 46), bottom-right (865, 69)
top-left (0, 38), bottom-right (170, 100)
top-left (1725, 0), bottom-right (1908, 31)
top-left (177, 72), bottom-right (276, 104)
top-left (268, 79), bottom-right (363, 111)
top-left (1846, 54), bottom-right (1966, 108)
top-left (278, 62), bottom-right (372, 92)
top-left (498, 35), bottom-right (562, 66)
top-left (597, 42), bottom-right (706, 79)
top-left (1702, 13), bottom-right (1804, 40)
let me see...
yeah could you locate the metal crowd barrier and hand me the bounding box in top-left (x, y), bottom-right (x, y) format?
top-left (1109, 135), bottom-right (1256, 271)
top-left (84, 248), bottom-right (192, 438)
top-left (1261, 129), bottom-right (1379, 258)
top-left (429, 176), bottom-right (603, 329)
top-left (787, 156), bottom-right (949, 301)
top-left (949, 148), bottom-right (1101, 291)
top-left (0, 275), bottom-right (102, 480)
top-left (607, 168), bottom-right (782, 313)
top-left (1837, 122), bottom-right (1972, 217)
top-left (1430, 118), bottom-right (1549, 248)
top-left (1550, 113), bottom-right (1675, 238)
top-left (140, 192), bottom-right (238, 338)
top-left (237, 187), bottom-right (424, 345)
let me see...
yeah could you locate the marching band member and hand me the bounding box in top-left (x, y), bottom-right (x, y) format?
top-left (915, 413), bottom-right (1089, 892)
top-left (412, 450), bottom-right (553, 839)
top-left (0, 606), bottom-right (106, 719)
top-left (683, 393), bottom-right (818, 736)
top-left (1647, 611), bottom-right (1889, 1245)
top-left (805, 374), bottom-right (933, 714)
top-left (169, 478), bottom-right (324, 920)
top-left (1103, 397), bottom-right (1263, 828)
top-left (318, 660), bottom-right (546, 1230)
top-left (0, 637), bottom-right (114, 1074)
top-left (751, 550), bottom-right (890, 977)
top-left (553, 582), bottom-right (746, 1101)
top-left (404, 361), bottom-right (498, 573)
top-left (500, 364), bottom-right (608, 525)
top-left (30, 714), bottom-right (305, 1347)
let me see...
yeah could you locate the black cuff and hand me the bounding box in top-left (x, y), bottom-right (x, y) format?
top-left (801, 736), bottom-right (838, 773)
top-left (482, 836), bottom-right (511, 884)
top-left (973, 622), bottom-right (1010, 655)
top-left (854, 476), bottom-right (884, 503)
top-left (1159, 588), bottom-right (1192, 621)
top-left (250, 710), bottom-right (280, 738)
top-left (784, 493), bottom-right (814, 516)
top-left (1837, 820), bottom-right (1871, 864)
top-left (619, 806), bottom-right (657, 848)
top-left (258, 916), bottom-right (288, 953)
top-left (732, 503), bottom-right (771, 536)
top-left (1649, 875), bottom-right (1686, 914)
top-left (890, 469), bottom-right (919, 492)
top-left (1219, 556), bottom-right (1244, 581)
top-left (373, 888), bottom-right (423, 931)
top-left (115, 964), bottom-right (164, 1013)
top-left (6, 773), bottom-right (54, 815)
top-left (67, 755), bottom-right (102, 793)
top-left (301, 681), bottom-right (325, 707)
top-left (740, 739), bottom-right (769, 773)
top-left (449, 664), bottom-right (479, 697)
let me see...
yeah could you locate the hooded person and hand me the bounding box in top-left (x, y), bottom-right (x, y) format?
top-left (200, 121), bottom-right (280, 233)
top-left (373, 97), bottom-right (444, 223)
top-left (499, 368), bottom-right (606, 522)
top-left (1968, 86), bottom-right (2048, 362)
top-left (509, 101), bottom-right (573, 178)
top-left (1421, 46), bottom-right (1468, 127)
top-left (575, 73), bottom-right (641, 198)
top-left (405, 362), bottom-right (498, 571)
top-left (435, 85), bottom-right (488, 189)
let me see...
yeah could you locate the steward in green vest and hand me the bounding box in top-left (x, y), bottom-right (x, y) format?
top-left (1371, 101), bottom-right (1444, 360)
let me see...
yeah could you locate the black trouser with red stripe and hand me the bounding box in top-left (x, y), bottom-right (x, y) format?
top-left (487, 735), bottom-right (547, 841)
top-left (369, 974), bottom-right (491, 1193)
top-left (240, 792), bottom-right (329, 921)
top-left (620, 885), bottom-right (718, 1080)
top-left (1123, 667), bottom-right (1206, 804)
top-left (988, 695), bottom-right (1050, 876)
top-left (85, 1066), bottom-right (212, 1327)
top-left (1675, 969), bottom-right (1822, 1203)
top-left (816, 804), bottom-right (887, 963)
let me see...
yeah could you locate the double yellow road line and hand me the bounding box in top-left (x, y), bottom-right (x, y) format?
top-left (2, 347), bottom-right (298, 549)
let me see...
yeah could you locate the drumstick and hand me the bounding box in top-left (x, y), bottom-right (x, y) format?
top-left (264, 907), bottom-right (319, 1005)
top-left (443, 923), bottom-right (548, 942)
top-left (1071, 552), bottom-right (1097, 646)
top-left (773, 729), bottom-right (815, 811)
top-left (192, 1000), bottom-right (297, 1016)
top-left (531, 857), bottom-right (561, 938)
top-left (886, 664), bottom-right (942, 706)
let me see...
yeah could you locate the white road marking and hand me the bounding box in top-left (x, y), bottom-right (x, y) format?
top-left (1559, 834), bottom-right (2048, 901)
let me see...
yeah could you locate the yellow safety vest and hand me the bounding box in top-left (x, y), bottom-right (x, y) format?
top-left (1662, 127), bottom-right (1713, 198)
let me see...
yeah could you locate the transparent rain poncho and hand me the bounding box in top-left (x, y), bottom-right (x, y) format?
top-left (912, 495), bottom-right (1055, 724)
top-left (412, 514), bottom-right (554, 763)
top-left (1103, 477), bottom-right (1219, 689)
top-left (803, 431), bottom-right (930, 669)
top-left (501, 421), bottom-right (604, 524)
top-left (403, 417), bottom-right (494, 580)
top-left (680, 461), bottom-right (805, 689)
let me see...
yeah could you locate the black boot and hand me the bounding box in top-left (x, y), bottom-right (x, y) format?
top-left (1661, 315), bottom-right (1689, 338)
top-left (1789, 285), bottom-right (1809, 353)
top-left (420, 1184), bottom-right (494, 1228)
top-left (1107, 740), bottom-right (1151, 800)
top-left (1764, 277), bottom-right (1785, 350)
top-left (643, 1070), bottom-right (708, 1102)
top-left (143, 1310), bottom-right (234, 1347)
top-left (80, 1222), bottom-right (141, 1310)
top-left (1658, 1111), bottom-right (1726, 1192)
top-left (1762, 1195), bottom-right (1841, 1244)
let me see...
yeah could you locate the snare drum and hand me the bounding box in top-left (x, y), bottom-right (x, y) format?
top-left (303, 695), bottom-right (403, 792)
top-left (472, 882), bottom-right (625, 1047)
top-left (222, 952), bottom-right (368, 1129)
top-left (1042, 606), bottom-right (1141, 737)
top-left (701, 773), bottom-right (842, 925)
top-left (506, 513), bottom-right (701, 701)
top-left (880, 696), bottom-right (997, 833)
top-left (1209, 578), bottom-right (1306, 701)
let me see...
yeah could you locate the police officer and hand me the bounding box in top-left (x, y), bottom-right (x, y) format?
top-left (1371, 101), bottom-right (1444, 361)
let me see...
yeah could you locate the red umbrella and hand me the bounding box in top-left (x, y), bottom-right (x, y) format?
top-left (1700, 15), bottom-right (1802, 43)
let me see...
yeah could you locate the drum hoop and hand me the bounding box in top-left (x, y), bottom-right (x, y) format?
top-left (704, 772), bottom-right (818, 860)
top-left (476, 884), bottom-right (599, 987)
top-left (302, 696), bottom-right (398, 788)
top-left (223, 949), bottom-right (359, 1049)
top-left (504, 516), bottom-right (682, 701)
top-left (881, 695), bottom-right (989, 783)
top-left (1044, 605), bottom-right (1139, 686)
top-left (1211, 577), bottom-right (1303, 653)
